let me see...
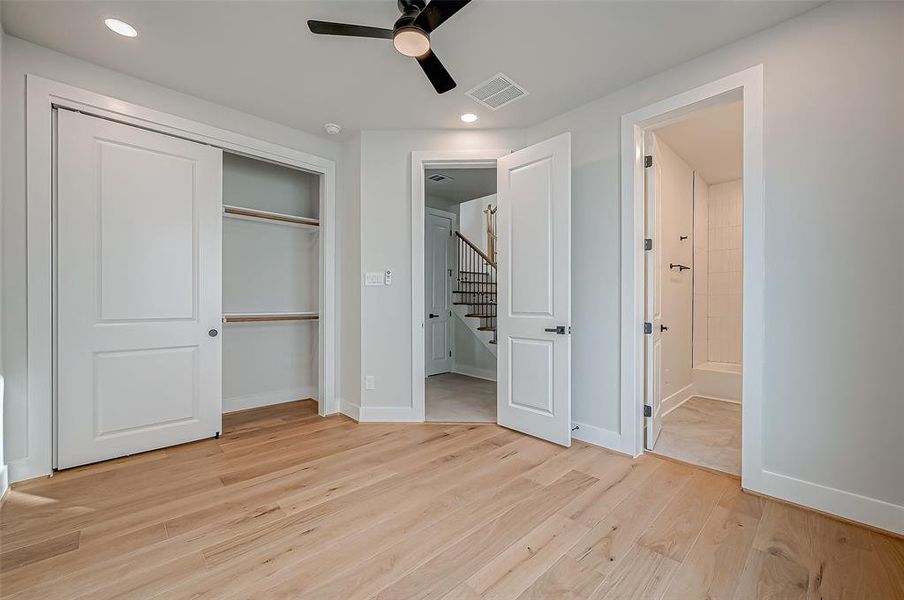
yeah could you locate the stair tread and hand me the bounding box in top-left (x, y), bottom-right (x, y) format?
top-left (453, 290), bottom-right (497, 294)
top-left (477, 326), bottom-right (496, 332)
top-left (454, 302), bottom-right (495, 306)
top-left (489, 340), bottom-right (497, 344)
top-left (465, 313), bottom-right (497, 318)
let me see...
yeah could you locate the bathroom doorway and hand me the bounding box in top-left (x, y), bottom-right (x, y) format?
top-left (644, 100), bottom-right (744, 475)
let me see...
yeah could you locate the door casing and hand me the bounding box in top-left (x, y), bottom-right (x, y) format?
top-left (620, 67), bottom-right (764, 492)
top-left (19, 75), bottom-right (336, 482)
top-left (410, 150), bottom-right (509, 422)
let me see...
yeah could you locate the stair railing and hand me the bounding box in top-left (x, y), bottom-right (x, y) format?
top-left (483, 204), bottom-right (498, 264)
top-left (455, 232), bottom-right (496, 337)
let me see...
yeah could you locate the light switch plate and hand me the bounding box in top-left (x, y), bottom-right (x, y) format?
top-left (365, 375), bottom-right (375, 390)
top-left (364, 272), bottom-right (385, 286)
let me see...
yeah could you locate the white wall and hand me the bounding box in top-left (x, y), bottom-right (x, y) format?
top-left (459, 193), bottom-right (496, 255)
top-left (357, 130), bottom-right (523, 417)
top-left (221, 156), bottom-right (320, 411)
top-left (707, 179), bottom-right (743, 364)
top-left (452, 318), bottom-right (496, 382)
top-left (692, 172), bottom-right (709, 366)
top-left (654, 135), bottom-right (694, 404)
top-left (0, 29), bottom-right (7, 497)
top-left (1, 34), bottom-right (341, 480)
top-left (338, 134), bottom-right (362, 417)
top-left (524, 2), bottom-right (904, 526)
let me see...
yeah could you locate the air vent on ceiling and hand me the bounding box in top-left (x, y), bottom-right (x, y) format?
top-left (427, 173), bottom-right (454, 183)
top-left (466, 73), bottom-right (528, 111)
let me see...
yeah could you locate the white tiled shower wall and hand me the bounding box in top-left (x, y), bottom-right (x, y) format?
top-left (706, 179), bottom-right (743, 364)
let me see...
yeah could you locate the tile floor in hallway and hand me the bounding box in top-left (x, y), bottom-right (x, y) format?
top-left (652, 396), bottom-right (741, 476)
top-left (426, 372), bottom-right (496, 423)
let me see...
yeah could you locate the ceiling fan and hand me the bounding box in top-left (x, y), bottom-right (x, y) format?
top-left (308, 0), bottom-right (471, 94)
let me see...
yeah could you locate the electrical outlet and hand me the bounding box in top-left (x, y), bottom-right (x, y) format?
top-left (365, 375), bottom-right (375, 390)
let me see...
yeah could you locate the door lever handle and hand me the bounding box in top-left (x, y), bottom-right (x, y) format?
top-left (544, 326), bottom-right (569, 335)
top-left (429, 313), bottom-right (439, 319)
top-left (660, 324), bottom-right (669, 332)
top-left (669, 263), bottom-right (691, 271)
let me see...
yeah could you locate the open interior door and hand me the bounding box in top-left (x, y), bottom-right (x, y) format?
top-left (496, 133), bottom-right (572, 446)
top-left (644, 133), bottom-right (664, 450)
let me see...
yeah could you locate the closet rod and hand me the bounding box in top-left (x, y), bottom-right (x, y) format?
top-left (222, 313), bottom-right (319, 323)
top-left (223, 205), bottom-right (320, 227)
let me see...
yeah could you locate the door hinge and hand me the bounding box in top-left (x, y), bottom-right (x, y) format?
top-left (644, 322), bottom-right (652, 335)
top-left (643, 406), bottom-right (652, 418)
top-left (644, 238), bottom-right (653, 251)
top-left (644, 155), bottom-right (653, 168)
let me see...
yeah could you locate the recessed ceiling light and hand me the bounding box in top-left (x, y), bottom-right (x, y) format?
top-left (460, 113), bottom-right (478, 123)
top-left (105, 18), bottom-right (138, 38)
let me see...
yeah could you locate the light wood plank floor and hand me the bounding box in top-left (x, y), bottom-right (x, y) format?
top-left (1, 400), bottom-right (901, 599)
top-left (652, 397), bottom-right (741, 476)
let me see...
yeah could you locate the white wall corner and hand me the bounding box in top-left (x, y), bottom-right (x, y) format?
top-left (339, 397), bottom-right (361, 422)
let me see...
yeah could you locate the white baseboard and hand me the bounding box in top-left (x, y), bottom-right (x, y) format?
top-left (339, 398), bottom-right (361, 422)
top-left (755, 469), bottom-right (904, 536)
top-left (223, 386), bottom-right (317, 413)
top-left (660, 383), bottom-right (695, 417)
top-left (452, 365), bottom-right (497, 382)
top-left (0, 465), bottom-right (8, 501)
top-left (571, 421), bottom-right (635, 456)
top-left (359, 405), bottom-right (421, 422)
top-left (693, 394), bottom-right (741, 405)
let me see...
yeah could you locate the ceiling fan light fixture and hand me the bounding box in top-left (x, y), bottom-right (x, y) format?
top-left (393, 27), bottom-right (430, 57)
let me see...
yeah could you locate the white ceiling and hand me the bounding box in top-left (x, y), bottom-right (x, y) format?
top-left (655, 100), bottom-right (743, 184)
top-left (0, 1), bottom-right (819, 138)
top-left (426, 167), bottom-right (496, 203)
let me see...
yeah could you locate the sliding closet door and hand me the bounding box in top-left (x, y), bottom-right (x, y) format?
top-left (56, 109), bottom-right (223, 469)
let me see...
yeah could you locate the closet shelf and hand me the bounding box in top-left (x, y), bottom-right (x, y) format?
top-left (223, 312), bottom-right (319, 323)
top-left (223, 205), bottom-right (319, 229)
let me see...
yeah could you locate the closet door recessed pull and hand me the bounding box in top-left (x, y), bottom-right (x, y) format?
top-left (208, 329), bottom-right (219, 337)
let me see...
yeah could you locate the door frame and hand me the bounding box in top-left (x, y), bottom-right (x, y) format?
top-left (424, 206), bottom-right (458, 376)
top-left (620, 66), bottom-right (764, 490)
top-left (19, 75), bottom-right (337, 482)
top-left (410, 149), bottom-right (508, 421)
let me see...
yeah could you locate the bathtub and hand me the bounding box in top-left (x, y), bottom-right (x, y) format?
top-left (692, 361), bottom-right (741, 403)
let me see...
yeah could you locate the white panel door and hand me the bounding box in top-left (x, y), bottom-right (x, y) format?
top-left (425, 209), bottom-right (455, 376)
top-left (57, 110), bottom-right (223, 469)
top-left (496, 133), bottom-right (572, 446)
top-left (644, 134), bottom-right (664, 449)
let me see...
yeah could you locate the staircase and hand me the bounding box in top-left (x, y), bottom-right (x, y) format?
top-left (453, 232), bottom-right (497, 354)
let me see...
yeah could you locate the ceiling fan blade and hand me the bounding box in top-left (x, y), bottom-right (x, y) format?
top-left (416, 49), bottom-right (456, 94)
top-left (414, 0), bottom-right (471, 33)
top-left (307, 20), bottom-right (393, 39)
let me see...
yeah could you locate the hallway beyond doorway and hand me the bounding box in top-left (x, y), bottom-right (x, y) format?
top-left (426, 373), bottom-right (495, 423)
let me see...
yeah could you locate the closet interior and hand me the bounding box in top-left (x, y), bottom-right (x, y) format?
top-left (221, 152), bottom-right (321, 413)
